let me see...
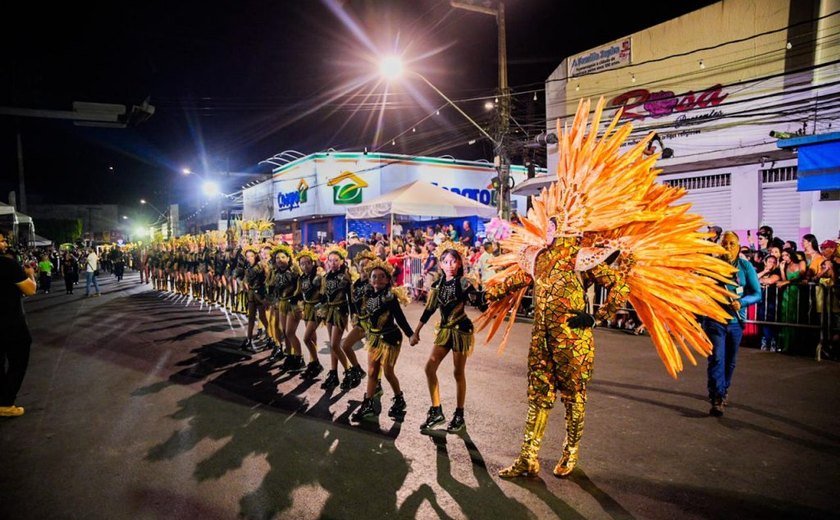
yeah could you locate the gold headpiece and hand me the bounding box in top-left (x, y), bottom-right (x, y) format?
top-left (296, 248), bottom-right (320, 264)
top-left (325, 244), bottom-right (348, 260)
top-left (364, 257), bottom-right (395, 277)
top-left (435, 239), bottom-right (469, 263)
top-left (353, 249), bottom-right (376, 264)
top-left (241, 243), bottom-right (260, 255)
top-left (271, 243), bottom-right (295, 260)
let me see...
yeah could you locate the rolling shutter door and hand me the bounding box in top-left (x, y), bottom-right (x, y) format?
top-left (761, 167), bottom-right (799, 243)
top-left (664, 174), bottom-right (732, 229)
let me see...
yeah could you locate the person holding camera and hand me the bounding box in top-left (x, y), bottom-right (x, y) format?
top-left (0, 234), bottom-right (37, 417)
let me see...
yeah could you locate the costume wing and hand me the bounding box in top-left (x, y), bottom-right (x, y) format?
top-left (603, 183), bottom-right (738, 378)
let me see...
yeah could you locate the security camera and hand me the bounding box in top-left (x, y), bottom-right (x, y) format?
top-left (769, 130), bottom-right (795, 139)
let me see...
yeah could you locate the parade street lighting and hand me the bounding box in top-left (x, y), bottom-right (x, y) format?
top-left (139, 198), bottom-right (167, 220)
top-left (122, 215), bottom-right (128, 220)
top-left (378, 56), bottom-right (497, 148)
top-left (181, 167), bottom-right (192, 175)
top-left (202, 180), bottom-right (221, 197)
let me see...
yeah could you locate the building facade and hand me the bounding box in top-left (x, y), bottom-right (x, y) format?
top-left (243, 152), bottom-right (535, 244)
top-left (529, 0), bottom-right (840, 245)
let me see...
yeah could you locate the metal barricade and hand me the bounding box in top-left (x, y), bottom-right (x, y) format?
top-left (592, 283), bottom-right (838, 361)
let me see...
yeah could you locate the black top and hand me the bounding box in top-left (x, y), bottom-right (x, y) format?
top-left (364, 286), bottom-right (414, 345)
top-left (0, 255), bottom-right (30, 336)
top-left (420, 275), bottom-right (482, 332)
top-left (323, 266), bottom-right (351, 310)
top-left (298, 270), bottom-right (323, 303)
top-left (351, 278), bottom-right (370, 315)
top-left (245, 263), bottom-right (266, 296)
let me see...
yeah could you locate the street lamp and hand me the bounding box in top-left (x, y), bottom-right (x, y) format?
top-left (379, 57), bottom-right (508, 218)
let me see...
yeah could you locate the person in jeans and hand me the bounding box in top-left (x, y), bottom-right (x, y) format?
top-left (703, 231), bottom-right (761, 417)
top-left (0, 233), bottom-right (37, 417)
top-left (85, 248), bottom-right (101, 297)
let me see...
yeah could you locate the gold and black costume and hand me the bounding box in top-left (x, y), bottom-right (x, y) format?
top-left (419, 275), bottom-right (479, 355)
top-left (363, 286), bottom-right (414, 367)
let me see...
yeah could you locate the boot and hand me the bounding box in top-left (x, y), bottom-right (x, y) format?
top-left (709, 397), bottom-right (724, 417)
top-left (446, 408), bottom-right (465, 433)
top-left (352, 396), bottom-right (377, 421)
top-left (388, 392), bottom-right (407, 419)
top-left (340, 368), bottom-right (355, 390)
top-left (267, 342), bottom-right (285, 364)
top-left (499, 403), bottom-right (549, 478)
top-left (419, 405), bottom-right (446, 431)
top-left (321, 370), bottom-right (340, 390)
top-left (553, 398), bottom-right (585, 478)
top-left (240, 339), bottom-right (259, 354)
top-left (302, 361), bottom-right (324, 379)
top-left (287, 355), bottom-right (306, 372)
top-left (350, 365), bottom-right (366, 388)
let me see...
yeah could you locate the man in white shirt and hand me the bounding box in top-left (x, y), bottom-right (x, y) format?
top-left (476, 240), bottom-right (497, 285)
top-left (85, 249), bottom-right (101, 297)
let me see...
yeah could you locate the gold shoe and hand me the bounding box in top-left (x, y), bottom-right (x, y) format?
top-left (0, 405), bottom-right (25, 417)
top-left (553, 444), bottom-right (579, 477)
top-left (499, 456), bottom-right (540, 478)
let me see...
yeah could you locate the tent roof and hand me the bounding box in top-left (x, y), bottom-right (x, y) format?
top-left (32, 234), bottom-right (52, 246)
top-left (346, 180), bottom-right (497, 219)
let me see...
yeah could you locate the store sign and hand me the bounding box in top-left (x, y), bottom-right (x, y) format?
top-left (328, 171), bottom-right (368, 204)
top-left (569, 38), bottom-right (631, 77)
top-left (608, 84), bottom-right (729, 121)
top-left (433, 181), bottom-right (498, 206)
top-left (277, 179), bottom-right (310, 212)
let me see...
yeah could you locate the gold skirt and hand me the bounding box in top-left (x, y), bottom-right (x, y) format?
top-left (366, 334), bottom-right (401, 367)
top-left (433, 324), bottom-right (475, 356)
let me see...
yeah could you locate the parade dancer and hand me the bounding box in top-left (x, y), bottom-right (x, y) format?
top-left (352, 259), bottom-right (414, 422)
top-left (410, 240), bottom-right (485, 433)
top-left (319, 245), bottom-right (352, 390)
top-left (339, 250), bottom-right (376, 390)
top-left (477, 98), bottom-right (736, 478)
top-left (240, 246), bottom-right (269, 353)
top-left (296, 248), bottom-right (325, 378)
top-left (268, 244), bottom-right (305, 371)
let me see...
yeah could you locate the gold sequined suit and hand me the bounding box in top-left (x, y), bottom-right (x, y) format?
top-left (487, 236), bottom-right (630, 478)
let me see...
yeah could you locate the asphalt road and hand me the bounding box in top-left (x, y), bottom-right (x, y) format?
top-left (2, 270), bottom-right (838, 520)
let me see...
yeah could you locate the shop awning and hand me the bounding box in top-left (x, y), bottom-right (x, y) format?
top-left (777, 132), bottom-right (840, 191)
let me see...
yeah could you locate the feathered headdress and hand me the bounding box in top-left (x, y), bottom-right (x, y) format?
top-left (296, 248), bottom-right (320, 264)
top-left (271, 243), bottom-right (295, 260)
top-left (363, 257), bottom-right (395, 277)
top-left (435, 239), bottom-right (469, 263)
top-left (325, 244), bottom-right (348, 260)
top-left (353, 249), bottom-right (376, 264)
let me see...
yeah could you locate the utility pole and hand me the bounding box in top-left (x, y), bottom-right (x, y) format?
top-left (16, 127), bottom-right (27, 213)
top-left (451, 0), bottom-right (511, 219)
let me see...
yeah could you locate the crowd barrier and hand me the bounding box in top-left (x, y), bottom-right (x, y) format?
top-left (592, 283), bottom-right (838, 361)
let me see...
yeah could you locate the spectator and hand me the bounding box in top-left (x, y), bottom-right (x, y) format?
top-left (433, 226), bottom-right (446, 245)
top-left (801, 234), bottom-right (823, 282)
top-left (818, 240), bottom-right (838, 285)
top-left (475, 240), bottom-right (497, 285)
top-left (346, 231), bottom-right (369, 262)
top-left (84, 248), bottom-right (101, 297)
top-left (777, 249), bottom-right (806, 353)
top-left (37, 254), bottom-right (53, 294)
top-left (756, 254), bottom-right (782, 351)
top-left (0, 233), bottom-right (37, 417)
top-left (460, 220), bottom-right (475, 247)
top-left (703, 231), bottom-right (761, 417)
top-left (61, 251), bottom-right (78, 295)
top-left (420, 241), bottom-right (439, 298)
top-left (707, 225), bottom-right (722, 243)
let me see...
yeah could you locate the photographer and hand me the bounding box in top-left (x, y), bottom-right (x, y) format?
top-left (0, 233), bottom-right (37, 417)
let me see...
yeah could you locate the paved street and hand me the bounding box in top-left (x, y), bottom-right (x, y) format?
top-left (2, 270), bottom-right (839, 520)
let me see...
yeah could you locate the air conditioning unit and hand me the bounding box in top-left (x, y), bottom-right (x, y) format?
top-left (820, 190), bottom-right (840, 201)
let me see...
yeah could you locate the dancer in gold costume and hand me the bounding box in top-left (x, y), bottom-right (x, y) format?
top-left (478, 98), bottom-right (737, 478)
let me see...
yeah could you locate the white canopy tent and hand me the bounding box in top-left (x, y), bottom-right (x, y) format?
top-left (0, 202), bottom-right (35, 244)
top-left (345, 180), bottom-right (497, 244)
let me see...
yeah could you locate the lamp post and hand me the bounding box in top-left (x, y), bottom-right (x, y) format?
top-left (379, 58), bottom-right (511, 219)
top-left (450, 0), bottom-right (511, 220)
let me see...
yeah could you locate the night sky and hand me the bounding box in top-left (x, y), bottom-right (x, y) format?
top-left (0, 0), bottom-right (717, 213)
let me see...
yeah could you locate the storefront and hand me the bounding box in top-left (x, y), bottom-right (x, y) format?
top-left (244, 152), bottom-right (535, 244)
top-left (524, 0), bottom-right (840, 245)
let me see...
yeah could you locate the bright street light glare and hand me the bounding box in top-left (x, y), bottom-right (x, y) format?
top-left (202, 180), bottom-right (220, 197)
top-left (379, 56), bottom-right (403, 81)
top-left (133, 226), bottom-right (148, 238)
top-left (484, 101), bottom-right (494, 110)
top-left (122, 215), bottom-right (128, 220)
top-left (139, 199), bottom-right (147, 204)
top-left (182, 168), bottom-right (192, 175)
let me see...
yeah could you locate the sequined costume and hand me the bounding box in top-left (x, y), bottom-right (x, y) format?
top-left (298, 269), bottom-right (324, 323)
top-left (363, 285), bottom-right (414, 367)
top-left (270, 266), bottom-right (300, 314)
top-left (419, 274), bottom-right (480, 355)
top-left (479, 98), bottom-right (737, 479)
top-left (322, 265), bottom-right (351, 330)
top-left (351, 277), bottom-right (372, 332)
